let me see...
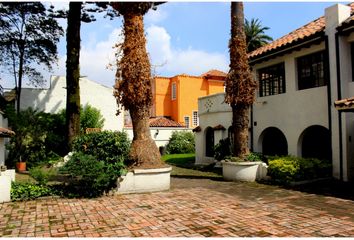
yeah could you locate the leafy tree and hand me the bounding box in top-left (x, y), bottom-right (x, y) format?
top-left (0, 2), bottom-right (63, 114)
top-left (80, 104), bottom-right (105, 133)
top-left (245, 18), bottom-right (273, 52)
top-left (224, 2), bottom-right (257, 158)
top-left (112, 2), bottom-right (165, 168)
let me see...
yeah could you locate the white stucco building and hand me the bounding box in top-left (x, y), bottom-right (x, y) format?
top-left (16, 76), bottom-right (124, 131)
top-left (195, 3), bottom-right (354, 181)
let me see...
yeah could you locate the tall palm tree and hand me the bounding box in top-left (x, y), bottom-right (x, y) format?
top-left (245, 18), bottom-right (273, 52)
top-left (225, 2), bottom-right (257, 158)
top-left (111, 2), bottom-right (164, 169)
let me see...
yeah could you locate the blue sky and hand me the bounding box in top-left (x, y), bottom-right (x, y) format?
top-left (1, 1), bottom-right (346, 89)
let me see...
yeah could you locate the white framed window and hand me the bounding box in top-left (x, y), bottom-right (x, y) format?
top-left (192, 111), bottom-right (199, 126)
top-left (171, 82), bottom-right (177, 100)
top-left (184, 116), bottom-right (190, 128)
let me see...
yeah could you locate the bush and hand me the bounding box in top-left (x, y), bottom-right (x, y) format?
top-left (80, 104), bottom-right (105, 133)
top-left (267, 156), bottom-right (332, 184)
top-left (29, 166), bottom-right (57, 186)
top-left (166, 131), bottom-right (195, 154)
top-left (59, 152), bottom-right (119, 198)
top-left (72, 131), bottom-right (130, 166)
top-left (11, 182), bottom-right (56, 201)
top-left (5, 107), bottom-right (66, 168)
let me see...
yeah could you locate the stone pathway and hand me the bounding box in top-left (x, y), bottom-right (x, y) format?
top-left (1, 177), bottom-right (354, 237)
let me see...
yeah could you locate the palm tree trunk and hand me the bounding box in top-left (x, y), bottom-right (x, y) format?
top-left (226, 2), bottom-right (256, 158)
top-left (119, 10), bottom-right (163, 169)
top-left (66, 2), bottom-right (81, 150)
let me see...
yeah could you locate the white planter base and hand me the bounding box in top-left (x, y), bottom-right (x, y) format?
top-left (0, 175), bottom-right (11, 203)
top-left (116, 166), bottom-right (172, 194)
top-left (222, 161), bottom-right (267, 182)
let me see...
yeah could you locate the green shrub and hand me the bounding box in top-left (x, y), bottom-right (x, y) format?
top-left (267, 156), bottom-right (332, 184)
top-left (72, 130), bottom-right (130, 166)
top-left (59, 152), bottom-right (119, 197)
top-left (214, 138), bottom-right (232, 161)
top-left (166, 131), bottom-right (195, 154)
top-left (80, 104), bottom-right (105, 133)
top-left (29, 166), bottom-right (57, 186)
top-left (11, 182), bottom-right (56, 201)
top-left (5, 107), bottom-right (66, 168)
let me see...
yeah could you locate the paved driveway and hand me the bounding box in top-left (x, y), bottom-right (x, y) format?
top-left (1, 177), bottom-right (354, 237)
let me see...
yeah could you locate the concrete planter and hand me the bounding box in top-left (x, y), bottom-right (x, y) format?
top-left (0, 175), bottom-right (11, 203)
top-left (222, 161), bottom-right (265, 182)
top-left (116, 166), bottom-right (172, 194)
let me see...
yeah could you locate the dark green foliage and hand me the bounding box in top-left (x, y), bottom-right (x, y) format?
top-left (80, 104), bottom-right (105, 133)
top-left (72, 131), bottom-right (130, 165)
top-left (246, 152), bottom-right (266, 163)
top-left (11, 182), bottom-right (56, 201)
top-left (29, 166), bottom-right (57, 186)
top-left (214, 138), bottom-right (232, 161)
top-left (59, 131), bottom-right (130, 197)
top-left (5, 107), bottom-right (66, 168)
top-left (245, 18), bottom-right (273, 52)
top-left (166, 131), bottom-right (195, 154)
top-left (267, 156), bottom-right (332, 184)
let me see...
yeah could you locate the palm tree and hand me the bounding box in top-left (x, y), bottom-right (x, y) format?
top-left (224, 2), bottom-right (257, 158)
top-left (245, 18), bottom-right (273, 52)
top-left (111, 2), bottom-right (164, 169)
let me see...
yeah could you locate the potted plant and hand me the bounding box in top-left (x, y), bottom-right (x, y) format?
top-left (16, 156), bottom-right (26, 173)
top-left (221, 154), bottom-right (265, 182)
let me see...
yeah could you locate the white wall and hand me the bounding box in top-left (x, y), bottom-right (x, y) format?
top-left (20, 76), bottom-right (124, 131)
top-left (124, 127), bottom-right (192, 148)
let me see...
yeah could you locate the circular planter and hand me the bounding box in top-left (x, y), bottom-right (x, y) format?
top-left (16, 162), bottom-right (26, 173)
top-left (222, 161), bottom-right (262, 182)
top-left (116, 166), bottom-right (172, 194)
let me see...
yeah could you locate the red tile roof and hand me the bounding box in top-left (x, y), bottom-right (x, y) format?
top-left (0, 127), bottom-right (15, 137)
top-left (334, 97), bottom-right (354, 111)
top-left (201, 69), bottom-right (227, 78)
top-left (249, 3), bottom-right (354, 61)
top-left (125, 117), bottom-right (184, 128)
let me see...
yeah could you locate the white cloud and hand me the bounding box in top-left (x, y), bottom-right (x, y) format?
top-left (146, 25), bottom-right (228, 76)
top-left (54, 28), bottom-right (123, 88)
top-left (145, 8), bottom-right (168, 24)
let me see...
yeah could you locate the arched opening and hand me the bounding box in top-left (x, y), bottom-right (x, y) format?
top-left (300, 125), bottom-right (331, 161)
top-left (205, 127), bottom-right (214, 157)
top-left (261, 127), bottom-right (288, 156)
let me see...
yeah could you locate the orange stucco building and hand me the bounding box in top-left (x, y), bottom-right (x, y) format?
top-left (151, 70), bottom-right (227, 128)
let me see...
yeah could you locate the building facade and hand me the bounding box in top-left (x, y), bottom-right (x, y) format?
top-left (195, 3), bottom-right (354, 181)
top-left (16, 76), bottom-right (124, 131)
top-left (151, 70), bottom-right (226, 128)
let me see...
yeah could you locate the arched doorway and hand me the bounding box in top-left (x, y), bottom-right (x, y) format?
top-left (300, 125), bottom-right (331, 160)
top-left (261, 127), bottom-right (288, 156)
top-left (205, 127), bottom-right (214, 157)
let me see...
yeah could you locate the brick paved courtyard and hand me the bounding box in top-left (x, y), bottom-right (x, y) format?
top-left (1, 177), bottom-right (354, 237)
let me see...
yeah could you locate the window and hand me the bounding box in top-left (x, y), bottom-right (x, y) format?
top-left (192, 111), bottom-right (199, 126)
top-left (258, 62), bottom-right (285, 97)
top-left (171, 82), bottom-right (176, 100)
top-left (184, 116), bottom-right (190, 128)
top-left (297, 51), bottom-right (327, 90)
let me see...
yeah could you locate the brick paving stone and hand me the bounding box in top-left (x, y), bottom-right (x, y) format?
top-left (2, 178), bottom-right (354, 237)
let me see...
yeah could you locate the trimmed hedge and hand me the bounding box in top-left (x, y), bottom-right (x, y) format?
top-left (166, 131), bottom-right (195, 154)
top-left (267, 156), bottom-right (332, 184)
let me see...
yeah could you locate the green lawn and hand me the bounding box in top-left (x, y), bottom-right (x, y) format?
top-left (162, 153), bottom-right (222, 179)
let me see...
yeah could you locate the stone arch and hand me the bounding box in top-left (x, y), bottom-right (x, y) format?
top-left (259, 127), bottom-right (288, 156)
top-left (298, 125), bottom-right (331, 160)
top-left (205, 127), bottom-right (214, 157)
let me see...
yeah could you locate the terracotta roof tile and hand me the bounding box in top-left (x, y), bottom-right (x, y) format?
top-left (334, 97), bottom-right (354, 110)
top-left (249, 3), bottom-right (354, 60)
top-left (149, 117), bottom-right (184, 128)
top-left (201, 69), bottom-right (227, 78)
top-left (213, 124), bottom-right (226, 130)
top-left (124, 117), bottom-right (184, 128)
top-left (192, 126), bottom-right (201, 132)
top-left (0, 127), bottom-right (15, 137)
